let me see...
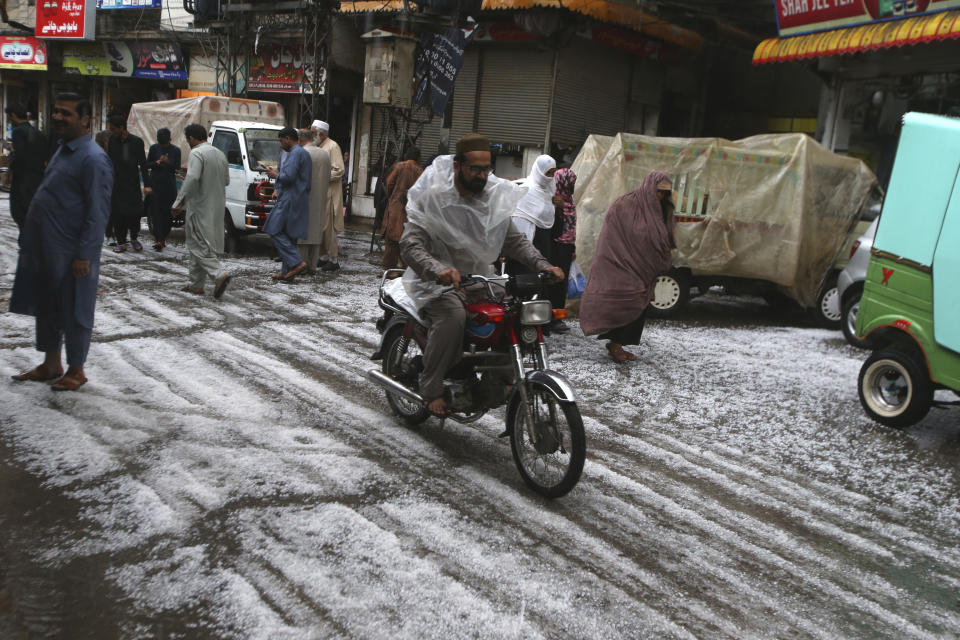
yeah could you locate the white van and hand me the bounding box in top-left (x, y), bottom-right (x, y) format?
top-left (208, 121), bottom-right (284, 248)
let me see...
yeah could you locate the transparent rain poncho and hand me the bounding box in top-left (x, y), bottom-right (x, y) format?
top-left (403, 155), bottom-right (524, 309)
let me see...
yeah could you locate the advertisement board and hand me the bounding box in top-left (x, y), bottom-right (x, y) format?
top-left (62, 41), bottom-right (186, 79)
top-left (778, 0), bottom-right (960, 37)
top-left (248, 43), bottom-right (322, 93)
top-left (0, 36), bottom-right (48, 70)
top-left (36, 0), bottom-right (97, 40)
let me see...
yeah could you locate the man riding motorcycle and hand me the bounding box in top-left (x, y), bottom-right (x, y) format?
top-left (399, 133), bottom-right (564, 416)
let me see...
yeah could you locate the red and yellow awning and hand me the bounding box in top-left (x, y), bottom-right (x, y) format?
top-left (340, 0), bottom-right (703, 50)
top-left (753, 10), bottom-right (960, 65)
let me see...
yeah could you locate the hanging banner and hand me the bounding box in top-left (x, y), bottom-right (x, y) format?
top-left (413, 27), bottom-right (474, 116)
top-left (97, 0), bottom-right (162, 8)
top-left (248, 43), bottom-right (323, 94)
top-left (777, 0), bottom-right (960, 37)
top-left (36, 0), bottom-right (97, 40)
top-left (62, 41), bottom-right (186, 79)
top-left (0, 36), bottom-right (48, 70)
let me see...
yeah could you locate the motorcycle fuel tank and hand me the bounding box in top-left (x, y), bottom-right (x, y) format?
top-left (465, 301), bottom-right (506, 348)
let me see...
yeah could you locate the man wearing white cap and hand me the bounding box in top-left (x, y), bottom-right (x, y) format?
top-left (311, 119), bottom-right (345, 272)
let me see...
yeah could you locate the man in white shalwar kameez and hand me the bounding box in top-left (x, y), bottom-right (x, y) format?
top-left (172, 124), bottom-right (232, 299)
top-left (296, 129), bottom-right (331, 274)
top-left (311, 120), bottom-right (345, 271)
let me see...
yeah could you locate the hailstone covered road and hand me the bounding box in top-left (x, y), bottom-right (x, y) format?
top-left (1, 200), bottom-right (959, 639)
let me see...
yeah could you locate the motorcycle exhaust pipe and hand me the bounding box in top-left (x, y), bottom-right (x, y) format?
top-left (367, 369), bottom-right (426, 405)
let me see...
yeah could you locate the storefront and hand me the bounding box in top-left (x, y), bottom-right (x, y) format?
top-left (0, 36), bottom-right (48, 137)
top-left (59, 39), bottom-right (189, 130)
top-left (754, 4), bottom-right (960, 188)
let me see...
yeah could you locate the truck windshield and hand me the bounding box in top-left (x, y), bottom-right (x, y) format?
top-left (245, 129), bottom-right (282, 171)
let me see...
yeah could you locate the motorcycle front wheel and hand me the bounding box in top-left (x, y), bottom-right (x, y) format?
top-left (507, 387), bottom-right (585, 498)
top-left (381, 327), bottom-right (431, 426)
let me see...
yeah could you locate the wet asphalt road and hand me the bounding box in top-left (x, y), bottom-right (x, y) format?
top-left (1, 202), bottom-right (960, 639)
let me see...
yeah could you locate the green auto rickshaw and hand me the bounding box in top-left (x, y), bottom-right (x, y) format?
top-left (856, 112), bottom-right (960, 428)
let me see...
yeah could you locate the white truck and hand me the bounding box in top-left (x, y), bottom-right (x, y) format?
top-left (127, 96), bottom-right (286, 250)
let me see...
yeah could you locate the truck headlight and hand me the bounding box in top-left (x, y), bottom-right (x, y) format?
top-left (520, 300), bottom-right (552, 325)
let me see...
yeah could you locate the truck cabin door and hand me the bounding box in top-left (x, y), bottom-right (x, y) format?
top-left (210, 130), bottom-right (245, 191)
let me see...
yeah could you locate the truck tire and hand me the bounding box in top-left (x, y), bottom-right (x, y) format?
top-left (813, 273), bottom-right (842, 329)
top-left (647, 269), bottom-right (690, 319)
top-left (224, 210), bottom-right (242, 254)
top-left (858, 348), bottom-right (933, 429)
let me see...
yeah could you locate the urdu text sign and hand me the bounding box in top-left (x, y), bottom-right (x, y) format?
top-left (777, 0), bottom-right (960, 37)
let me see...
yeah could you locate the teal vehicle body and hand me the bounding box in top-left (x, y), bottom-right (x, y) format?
top-left (856, 112), bottom-right (960, 427)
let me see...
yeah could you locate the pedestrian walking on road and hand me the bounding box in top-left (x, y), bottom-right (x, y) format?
top-left (171, 124), bottom-right (232, 299)
top-left (311, 120), bottom-right (345, 271)
top-left (9, 93), bottom-right (113, 391)
top-left (146, 127), bottom-right (181, 251)
top-left (106, 113), bottom-right (150, 253)
top-left (547, 167), bottom-right (578, 333)
top-left (4, 103), bottom-right (47, 232)
top-left (579, 171), bottom-right (676, 363)
top-left (296, 129), bottom-right (331, 275)
top-left (264, 126), bottom-right (311, 281)
top-left (381, 146), bottom-right (423, 271)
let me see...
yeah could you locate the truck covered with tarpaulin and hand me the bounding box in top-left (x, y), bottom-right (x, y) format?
top-left (571, 132), bottom-right (879, 321)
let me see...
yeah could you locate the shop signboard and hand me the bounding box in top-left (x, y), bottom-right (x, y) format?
top-left (62, 41), bottom-right (186, 79)
top-left (248, 43), bottom-right (322, 93)
top-left (0, 36), bottom-right (48, 70)
top-left (97, 0), bottom-right (162, 8)
top-left (36, 0), bottom-right (97, 40)
top-left (778, 0), bottom-right (960, 37)
top-left (129, 42), bottom-right (187, 79)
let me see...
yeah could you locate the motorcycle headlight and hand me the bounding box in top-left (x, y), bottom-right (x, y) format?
top-left (520, 300), bottom-right (552, 325)
top-left (521, 326), bottom-right (539, 343)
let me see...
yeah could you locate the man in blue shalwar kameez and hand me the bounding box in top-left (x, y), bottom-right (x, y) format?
top-left (264, 127), bottom-right (311, 282)
top-left (9, 93), bottom-right (113, 392)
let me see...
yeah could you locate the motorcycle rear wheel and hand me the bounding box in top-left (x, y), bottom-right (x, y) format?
top-left (508, 387), bottom-right (585, 498)
top-left (382, 327), bottom-right (430, 425)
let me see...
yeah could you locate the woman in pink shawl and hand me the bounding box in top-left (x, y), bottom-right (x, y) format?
top-left (579, 171), bottom-right (676, 362)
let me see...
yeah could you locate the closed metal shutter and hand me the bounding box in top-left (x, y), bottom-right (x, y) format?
top-left (550, 39), bottom-right (631, 146)
top-left (476, 44), bottom-right (554, 147)
top-left (450, 46), bottom-right (480, 146)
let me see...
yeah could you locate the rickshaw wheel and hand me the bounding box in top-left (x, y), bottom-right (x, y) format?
top-left (858, 348), bottom-right (933, 429)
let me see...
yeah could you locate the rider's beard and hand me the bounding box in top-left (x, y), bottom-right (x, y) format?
top-left (457, 168), bottom-right (487, 195)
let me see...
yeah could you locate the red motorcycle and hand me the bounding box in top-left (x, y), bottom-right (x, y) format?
top-left (368, 270), bottom-right (586, 498)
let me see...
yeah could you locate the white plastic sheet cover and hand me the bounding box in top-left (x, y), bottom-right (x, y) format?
top-left (403, 155), bottom-right (524, 309)
top-left (126, 97), bottom-right (285, 171)
top-left (573, 132), bottom-right (878, 307)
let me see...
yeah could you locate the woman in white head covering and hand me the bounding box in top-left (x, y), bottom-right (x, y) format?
top-left (511, 154), bottom-right (557, 241)
top-left (506, 154), bottom-right (558, 275)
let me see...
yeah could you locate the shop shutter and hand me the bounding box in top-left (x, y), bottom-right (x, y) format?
top-left (450, 46), bottom-right (480, 146)
top-left (550, 39), bottom-right (631, 146)
top-left (476, 45), bottom-right (554, 147)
